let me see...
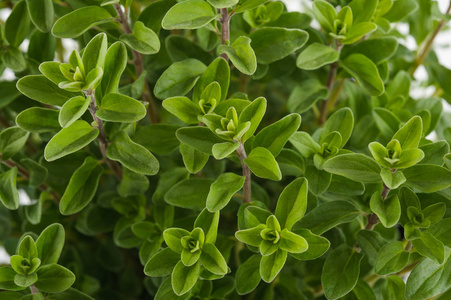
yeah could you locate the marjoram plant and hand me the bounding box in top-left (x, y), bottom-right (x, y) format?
top-left (1, 0), bottom-right (451, 299)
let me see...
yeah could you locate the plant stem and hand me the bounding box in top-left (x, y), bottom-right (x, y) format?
top-left (220, 8), bottom-right (230, 61)
top-left (114, 4), bottom-right (159, 123)
top-left (409, 0), bottom-right (451, 75)
top-left (236, 143), bottom-right (251, 203)
top-left (30, 284), bottom-right (39, 294)
top-left (85, 90), bottom-right (123, 180)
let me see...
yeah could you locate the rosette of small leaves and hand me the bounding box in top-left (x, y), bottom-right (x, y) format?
top-left (313, 0), bottom-right (377, 44)
top-left (369, 116), bottom-right (424, 189)
top-left (234, 178), bottom-right (329, 293)
top-left (0, 224), bottom-right (76, 297)
top-left (145, 209), bottom-right (228, 296)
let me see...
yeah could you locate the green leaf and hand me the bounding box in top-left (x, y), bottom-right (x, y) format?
top-left (26, 0), bottom-right (54, 32)
top-left (323, 153), bottom-right (381, 183)
top-left (380, 168), bottom-right (406, 189)
top-left (177, 127), bottom-right (224, 155)
top-left (249, 27), bottom-right (308, 64)
top-left (356, 230), bottom-right (386, 265)
top-left (44, 120), bottom-right (99, 161)
top-left (0, 127), bottom-right (29, 160)
top-left (193, 58), bottom-right (229, 103)
top-left (60, 157), bottom-right (103, 215)
top-left (165, 178), bottom-right (213, 210)
top-left (244, 147), bottom-right (281, 181)
top-left (218, 36), bottom-right (257, 75)
top-left (36, 223), bottom-right (65, 265)
top-left (412, 232), bottom-right (445, 264)
top-left (96, 93), bottom-right (146, 123)
top-left (287, 79), bottom-right (329, 114)
top-left (320, 107), bottom-right (354, 148)
top-left (312, 0), bottom-right (336, 33)
top-left (235, 255), bottom-right (261, 295)
top-left (162, 97), bottom-right (201, 124)
top-left (403, 164), bottom-right (451, 192)
top-left (117, 167), bottom-right (149, 197)
top-left (304, 166), bottom-right (332, 195)
top-left (290, 228), bottom-right (330, 260)
top-left (154, 59), bottom-right (207, 100)
top-left (321, 245), bottom-right (363, 300)
top-left (279, 229), bottom-right (308, 253)
top-left (51, 6), bottom-right (114, 38)
top-left (82, 32), bottom-right (108, 75)
top-left (120, 21), bottom-right (160, 55)
top-left (370, 193), bottom-right (401, 228)
top-left (289, 132), bottom-right (321, 158)
top-left (0, 167), bottom-right (20, 210)
top-left (206, 173), bottom-right (245, 212)
top-left (341, 37), bottom-right (398, 64)
top-left (164, 228), bottom-right (190, 254)
top-left (145, 248), bottom-right (181, 277)
top-left (275, 178), bottom-right (308, 230)
top-left (16, 75), bottom-right (77, 106)
top-left (194, 209), bottom-right (219, 244)
top-left (341, 22), bottom-right (377, 44)
top-left (235, 224), bottom-right (265, 247)
top-left (0, 267), bottom-right (24, 291)
top-left (238, 97), bottom-right (267, 142)
top-left (235, 0), bottom-right (270, 13)
top-left (34, 264), bottom-right (75, 293)
top-left (253, 114), bottom-right (301, 157)
top-left (14, 273), bottom-right (37, 287)
top-left (20, 159), bottom-right (47, 188)
top-left (296, 43), bottom-right (339, 70)
top-left (260, 249), bottom-right (287, 283)
top-left (18, 236), bottom-right (38, 261)
top-left (171, 261), bottom-right (200, 296)
top-left (295, 200), bottom-right (361, 235)
top-left (58, 96), bottom-right (90, 128)
top-left (426, 218), bottom-right (451, 248)
top-left (374, 241), bottom-right (410, 275)
top-left (180, 143), bottom-right (209, 174)
top-left (3, 46), bottom-right (26, 72)
top-left (100, 42), bottom-right (128, 96)
top-left (107, 131), bottom-right (159, 175)
top-left (200, 243), bottom-right (228, 275)
top-left (212, 142), bottom-right (240, 159)
top-left (384, 0), bottom-right (419, 22)
top-left (340, 53), bottom-right (385, 96)
top-left (162, 0), bottom-right (216, 30)
top-left (207, 0), bottom-right (238, 8)
top-left (5, 0), bottom-right (31, 47)
top-left (405, 248), bottom-right (451, 300)
top-left (372, 107), bottom-right (401, 138)
top-left (133, 124), bottom-right (181, 155)
top-left (392, 116), bottom-right (422, 150)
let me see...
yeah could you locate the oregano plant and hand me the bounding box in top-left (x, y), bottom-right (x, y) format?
top-left (1, 0), bottom-right (451, 299)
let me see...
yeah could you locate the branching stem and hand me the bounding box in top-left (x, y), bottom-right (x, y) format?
top-left (236, 143), bottom-right (251, 203)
